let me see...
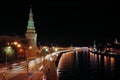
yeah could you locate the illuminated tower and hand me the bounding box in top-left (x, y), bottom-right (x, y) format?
top-left (93, 40), bottom-right (97, 52)
top-left (93, 40), bottom-right (96, 48)
top-left (25, 6), bottom-right (37, 59)
top-left (114, 38), bottom-right (119, 44)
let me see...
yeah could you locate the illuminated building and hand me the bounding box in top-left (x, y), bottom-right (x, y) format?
top-left (25, 5), bottom-right (37, 59)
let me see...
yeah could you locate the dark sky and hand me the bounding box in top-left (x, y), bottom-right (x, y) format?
top-left (0, 0), bottom-right (120, 46)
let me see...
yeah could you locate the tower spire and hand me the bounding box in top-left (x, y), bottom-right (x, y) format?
top-left (93, 40), bottom-right (97, 52)
top-left (27, 5), bottom-right (35, 32)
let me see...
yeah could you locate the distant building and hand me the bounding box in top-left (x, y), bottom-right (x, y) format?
top-left (93, 40), bottom-right (97, 52)
top-left (114, 38), bottom-right (120, 44)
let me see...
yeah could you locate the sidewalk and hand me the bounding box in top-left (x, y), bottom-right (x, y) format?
top-left (0, 62), bottom-right (47, 80)
top-left (0, 59), bottom-right (25, 69)
top-left (0, 58), bottom-right (58, 80)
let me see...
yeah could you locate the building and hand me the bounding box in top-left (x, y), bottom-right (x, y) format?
top-left (0, 6), bottom-right (38, 63)
top-left (25, 6), bottom-right (37, 59)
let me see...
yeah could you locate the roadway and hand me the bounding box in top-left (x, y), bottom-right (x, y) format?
top-left (0, 47), bottom-right (81, 80)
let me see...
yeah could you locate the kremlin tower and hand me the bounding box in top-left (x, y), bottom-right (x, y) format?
top-left (25, 5), bottom-right (37, 59)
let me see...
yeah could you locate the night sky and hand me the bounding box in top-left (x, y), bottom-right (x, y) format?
top-left (0, 0), bottom-right (120, 46)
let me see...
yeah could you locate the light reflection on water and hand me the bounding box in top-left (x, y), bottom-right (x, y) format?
top-left (89, 53), bottom-right (115, 71)
top-left (58, 51), bottom-right (119, 80)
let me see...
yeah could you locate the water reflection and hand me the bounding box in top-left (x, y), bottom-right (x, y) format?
top-left (110, 57), bottom-right (115, 70)
top-left (89, 52), bottom-right (115, 71)
top-left (58, 51), bottom-right (119, 80)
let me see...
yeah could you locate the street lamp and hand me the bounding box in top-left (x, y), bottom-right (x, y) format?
top-left (26, 46), bottom-right (32, 75)
top-left (4, 42), bottom-right (15, 65)
top-left (42, 47), bottom-right (49, 67)
top-left (5, 53), bottom-right (7, 65)
top-left (45, 48), bottom-right (49, 53)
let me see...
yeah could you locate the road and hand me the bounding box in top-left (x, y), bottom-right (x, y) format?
top-left (0, 48), bottom-right (78, 80)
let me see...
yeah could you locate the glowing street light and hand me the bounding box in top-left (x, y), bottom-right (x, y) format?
top-left (4, 41), bottom-right (19, 65)
top-left (13, 41), bottom-right (18, 45)
top-left (42, 47), bottom-right (49, 68)
top-left (45, 48), bottom-right (49, 52)
top-left (54, 48), bottom-right (58, 52)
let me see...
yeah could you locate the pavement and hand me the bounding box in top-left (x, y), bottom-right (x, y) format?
top-left (0, 60), bottom-right (58, 80)
top-left (9, 71), bottom-right (46, 80)
top-left (0, 55), bottom-right (59, 80)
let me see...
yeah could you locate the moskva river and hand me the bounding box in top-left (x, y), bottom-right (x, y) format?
top-left (57, 51), bottom-right (120, 80)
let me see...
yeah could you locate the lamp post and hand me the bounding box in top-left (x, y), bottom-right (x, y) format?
top-left (26, 46), bottom-right (32, 75)
top-left (4, 41), bottom-right (19, 65)
top-left (42, 47), bottom-right (49, 67)
top-left (5, 53), bottom-right (7, 65)
top-left (26, 50), bottom-right (29, 75)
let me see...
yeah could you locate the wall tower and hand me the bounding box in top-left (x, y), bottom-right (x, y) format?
top-left (25, 6), bottom-right (37, 59)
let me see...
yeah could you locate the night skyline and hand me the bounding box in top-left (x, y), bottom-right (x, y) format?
top-left (0, 1), bottom-right (120, 46)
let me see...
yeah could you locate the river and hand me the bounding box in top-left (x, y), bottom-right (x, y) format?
top-left (57, 51), bottom-right (120, 80)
